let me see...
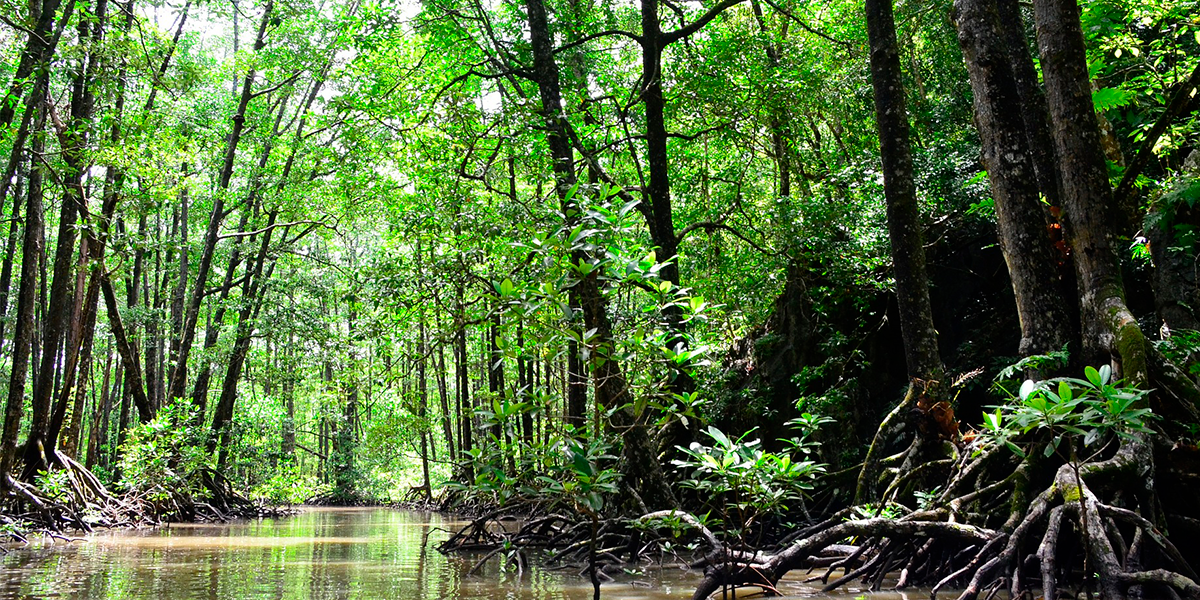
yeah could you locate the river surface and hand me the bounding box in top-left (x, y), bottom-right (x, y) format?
top-left (0, 507), bottom-right (925, 599)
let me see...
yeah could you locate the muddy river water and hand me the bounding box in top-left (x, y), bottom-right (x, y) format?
top-left (0, 507), bottom-right (928, 599)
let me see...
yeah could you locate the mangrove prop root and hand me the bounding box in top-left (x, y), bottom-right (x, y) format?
top-left (689, 439), bottom-right (1199, 600)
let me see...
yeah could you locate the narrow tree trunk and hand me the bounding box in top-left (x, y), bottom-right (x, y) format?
top-left (0, 0), bottom-right (73, 140)
top-left (0, 163), bottom-right (27, 352)
top-left (436, 333), bottom-right (455, 460)
top-left (418, 308), bottom-right (432, 501)
top-left (865, 0), bottom-right (943, 382)
top-left (85, 348), bottom-right (113, 469)
top-left (168, 0), bottom-right (275, 402)
top-left (211, 212), bottom-right (278, 461)
top-left (0, 99), bottom-right (46, 493)
top-left (25, 0), bottom-right (107, 472)
top-left (525, 0), bottom-right (676, 508)
top-left (455, 287), bottom-right (473, 480)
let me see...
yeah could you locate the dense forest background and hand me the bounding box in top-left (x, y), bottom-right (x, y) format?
top-left (2, 0), bottom-right (1200, 593)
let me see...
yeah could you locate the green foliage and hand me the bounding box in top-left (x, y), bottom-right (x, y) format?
top-left (1155, 330), bottom-right (1200, 378)
top-left (117, 402), bottom-right (212, 507)
top-left (980, 366), bottom-right (1156, 459)
top-left (250, 461), bottom-right (327, 505)
top-left (33, 469), bottom-right (72, 504)
top-left (533, 439), bottom-right (621, 516)
top-left (993, 344), bottom-right (1071, 387)
top-left (672, 421), bottom-right (827, 530)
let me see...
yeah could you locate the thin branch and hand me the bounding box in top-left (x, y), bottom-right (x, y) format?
top-left (1113, 61), bottom-right (1200, 204)
top-left (248, 70), bottom-right (304, 100)
top-left (554, 29), bottom-right (642, 54)
top-left (676, 220), bottom-right (775, 255)
top-left (0, 13), bottom-right (40, 39)
top-left (760, 0), bottom-right (853, 49)
top-left (216, 218), bottom-right (333, 240)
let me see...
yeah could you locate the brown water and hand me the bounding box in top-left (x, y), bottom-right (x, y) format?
top-left (0, 508), bottom-right (926, 599)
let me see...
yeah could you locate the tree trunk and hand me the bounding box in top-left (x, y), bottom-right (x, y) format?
top-left (854, 0), bottom-right (947, 505)
top-left (211, 211), bottom-right (278, 460)
top-left (0, 161), bottom-right (27, 352)
top-left (0, 0), bottom-right (73, 141)
top-left (418, 308), bottom-right (432, 501)
top-left (455, 287), bottom-right (473, 480)
top-left (995, 0), bottom-right (1062, 209)
top-left (953, 0), bottom-right (1073, 358)
top-left (0, 98), bottom-right (46, 493)
top-left (525, 0), bottom-right (676, 509)
top-left (168, 0), bottom-right (274, 402)
top-left (1032, 0), bottom-right (1147, 383)
top-left (866, 0), bottom-right (943, 384)
top-left (24, 0), bottom-right (106, 473)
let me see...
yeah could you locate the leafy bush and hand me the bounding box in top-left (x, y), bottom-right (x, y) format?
top-left (117, 401), bottom-right (211, 506)
top-left (673, 419), bottom-right (828, 534)
top-left (980, 365), bottom-right (1155, 459)
top-left (250, 461), bottom-right (326, 505)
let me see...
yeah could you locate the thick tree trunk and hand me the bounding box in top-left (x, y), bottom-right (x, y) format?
top-left (953, 0), bottom-right (1072, 358)
top-left (854, 0), bottom-right (947, 506)
top-left (1032, 0), bottom-right (1146, 383)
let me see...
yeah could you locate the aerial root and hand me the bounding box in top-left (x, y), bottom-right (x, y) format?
top-left (688, 448), bottom-right (1199, 600)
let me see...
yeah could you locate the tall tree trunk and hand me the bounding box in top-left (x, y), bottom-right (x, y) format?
top-left (85, 348), bottom-right (113, 469)
top-left (24, 0), bottom-right (106, 473)
top-left (418, 308), bottom-right (432, 501)
top-left (0, 97), bottom-right (46, 493)
top-left (211, 212), bottom-right (279, 461)
top-left (855, 0), bottom-right (946, 505)
top-left (953, 0), bottom-right (1073, 358)
top-left (0, 162), bottom-right (27, 352)
top-left (487, 312), bottom-right (505, 454)
top-left (454, 286), bottom-right (473, 480)
top-left (1032, 0), bottom-right (1146, 382)
top-left (525, 0), bottom-right (676, 508)
top-left (168, 0), bottom-right (275, 402)
top-left (865, 0), bottom-right (943, 383)
top-left (281, 329), bottom-right (296, 460)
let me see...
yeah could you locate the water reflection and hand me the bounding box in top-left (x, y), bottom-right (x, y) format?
top-left (0, 508), bottom-right (925, 599)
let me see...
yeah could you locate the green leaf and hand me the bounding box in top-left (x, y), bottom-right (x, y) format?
top-left (1092, 87), bottom-right (1135, 112)
top-left (1058, 381), bottom-right (1073, 403)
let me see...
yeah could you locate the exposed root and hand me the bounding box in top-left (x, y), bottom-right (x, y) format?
top-left (688, 436), bottom-right (1199, 600)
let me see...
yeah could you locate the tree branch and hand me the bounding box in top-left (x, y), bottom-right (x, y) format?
top-left (1113, 62), bottom-right (1200, 207)
top-left (663, 0), bottom-right (748, 46)
top-left (554, 29), bottom-right (642, 54)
